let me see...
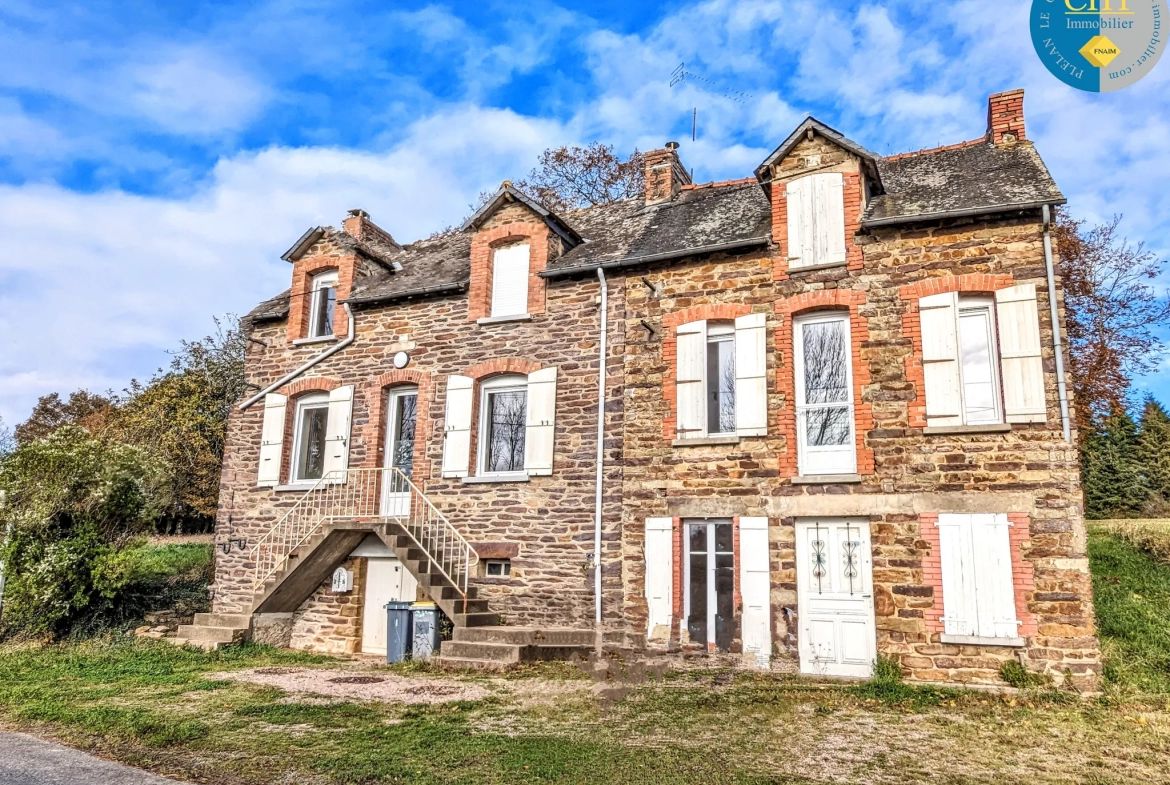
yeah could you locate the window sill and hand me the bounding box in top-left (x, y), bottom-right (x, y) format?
top-left (671, 436), bottom-right (741, 447)
top-left (940, 634), bottom-right (1026, 648)
top-left (791, 473), bottom-right (863, 485)
top-left (292, 335), bottom-right (338, 346)
top-left (924, 423), bottom-right (1012, 435)
top-left (786, 260), bottom-right (848, 274)
top-left (477, 313), bottom-right (533, 325)
top-left (462, 474), bottom-right (530, 484)
top-left (271, 483), bottom-right (323, 492)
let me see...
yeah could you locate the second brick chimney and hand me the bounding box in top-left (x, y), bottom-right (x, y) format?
top-left (644, 142), bottom-right (692, 204)
top-left (987, 89), bottom-right (1026, 146)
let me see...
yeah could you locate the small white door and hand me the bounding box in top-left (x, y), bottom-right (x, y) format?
top-left (361, 558), bottom-right (418, 655)
top-left (380, 388), bottom-right (418, 518)
top-left (795, 519), bottom-right (876, 677)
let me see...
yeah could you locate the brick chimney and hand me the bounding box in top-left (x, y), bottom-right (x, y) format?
top-left (987, 89), bottom-right (1026, 146)
top-left (342, 208), bottom-right (369, 239)
top-left (644, 142), bottom-right (692, 204)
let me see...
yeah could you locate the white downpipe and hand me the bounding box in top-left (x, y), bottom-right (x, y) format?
top-left (594, 268), bottom-right (608, 625)
top-left (1042, 205), bottom-right (1072, 443)
top-left (239, 303), bottom-right (356, 411)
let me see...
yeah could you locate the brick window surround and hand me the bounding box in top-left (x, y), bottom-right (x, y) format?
top-left (277, 376), bottom-right (343, 484)
top-left (361, 369), bottom-right (435, 483)
top-left (287, 257), bottom-right (355, 342)
top-left (771, 171), bottom-right (864, 281)
top-left (461, 359), bottom-right (544, 478)
top-left (468, 223), bottom-right (551, 321)
top-left (661, 303), bottom-right (753, 440)
top-left (898, 273), bottom-right (1017, 428)
top-left (920, 512), bottom-right (1038, 639)
top-left (774, 290), bottom-right (874, 478)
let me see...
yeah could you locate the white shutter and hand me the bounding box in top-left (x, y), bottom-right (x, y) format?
top-left (644, 517), bottom-right (674, 640)
top-left (441, 375), bottom-right (474, 478)
top-left (937, 514), bottom-right (979, 637)
top-left (819, 173), bottom-right (847, 264)
top-left (995, 284), bottom-right (1047, 424)
top-left (971, 514), bottom-right (1020, 639)
top-left (734, 313), bottom-right (768, 437)
top-left (257, 393), bottom-right (287, 487)
top-left (786, 178), bottom-right (818, 269)
top-left (675, 320), bottom-right (707, 439)
top-left (739, 517), bottom-right (772, 668)
top-left (919, 292), bottom-right (963, 427)
top-left (322, 385), bottom-right (354, 483)
top-left (490, 244), bottom-right (530, 317)
top-left (523, 367), bottom-right (557, 476)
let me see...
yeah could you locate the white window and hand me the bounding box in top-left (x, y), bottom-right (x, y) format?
top-left (793, 312), bottom-right (856, 476)
top-left (490, 244), bottom-right (530, 317)
top-left (936, 513), bottom-right (1022, 644)
top-left (484, 559), bottom-right (511, 577)
top-left (478, 375), bottom-right (529, 476)
top-left (786, 172), bottom-right (846, 269)
top-left (675, 314), bottom-right (767, 440)
top-left (919, 284), bottom-right (1047, 428)
top-left (308, 271), bottom-right (339, 338)
top-left (291, 393), bottom-right (330, 483)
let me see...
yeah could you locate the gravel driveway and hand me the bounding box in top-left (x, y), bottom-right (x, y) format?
top-left (0, 732), bottom-right (176, 784)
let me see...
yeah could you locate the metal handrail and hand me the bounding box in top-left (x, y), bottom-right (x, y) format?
top-left (248, 467), bottom-right (478, 607)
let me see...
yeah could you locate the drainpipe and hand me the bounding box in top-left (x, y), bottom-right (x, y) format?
top-left (238, 303), bottom-right (357, 411)
top-left (1042, 205), bottom-right (1072, 443)
top-left (594, 268), bottom-right (608, 626)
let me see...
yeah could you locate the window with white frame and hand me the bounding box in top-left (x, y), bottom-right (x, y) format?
top-left (490, 244), bottom-right (530, 318)
top-left (484, 559), bottom-right (511, 577)
top-left (918, 284), bottom-right (1047, 429)
top-left (786, 172), bottom-right (846, 269)
top-left (793, 312), bottom-right (856, 476)
top-left (291, 393), bottom-right (330, 483)
top-left (674, 314), bottom-right (767, 441)
top-left (308, 271), bottom-right (339, 338)
top-left (478, 375), bottom-right (528, 475)
top-left (936, 513), bottom-right (1022, 644)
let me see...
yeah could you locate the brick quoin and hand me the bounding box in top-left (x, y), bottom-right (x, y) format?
top-left (361, 369), bottom-right (435, 483)
top-left (287, 257), bottom-right (355, 342)
top-left (468, 222), bottom-right (551, 321)
top-left (671, 517), bottom-right (683, 638)
top-left (774, 290), bottom-right (874, 477)
top-left (772, 171), bottom-right (863, 281)
top-left (661, 303), bottom-right (752, 439)
top-left (899, 273), bottom-right (1017, 428)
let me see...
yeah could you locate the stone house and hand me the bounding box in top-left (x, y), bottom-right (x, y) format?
top-left (189, 88), bottom-right (1101, 689)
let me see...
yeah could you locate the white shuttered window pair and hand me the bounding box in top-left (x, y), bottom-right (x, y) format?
top-left (786, 172), bottom-right (847, 269)
top-left (936, 513), bottom-right (1022, 643)
top-left (490, 244), bottom-right (531, 318)
top-left (675, 314), bottom-right (768, 440)
top-left (440, 367), bottom-right (558, 478)
top-left (256, 386), bottom-right (354, 487)
top-left (918, 284), bottom-right (1047, 428)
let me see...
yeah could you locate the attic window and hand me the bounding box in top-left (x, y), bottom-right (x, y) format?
top-left (309, 271), bottom-right (338, 338)
top-left (491, 244), bottom-right (530, 318)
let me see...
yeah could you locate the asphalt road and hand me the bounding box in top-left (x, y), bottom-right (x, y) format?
top-left (0, 732), bottom-right (176, 784)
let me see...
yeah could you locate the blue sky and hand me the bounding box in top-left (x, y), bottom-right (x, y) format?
top-left (0, 0), bottom-right (1167, 425)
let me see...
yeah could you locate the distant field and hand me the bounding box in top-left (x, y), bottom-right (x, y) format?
top-left (1090, 519), bottom-right (1170, 566)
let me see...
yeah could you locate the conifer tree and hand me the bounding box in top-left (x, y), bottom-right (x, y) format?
top-left (1138, 398), bottom-right (1170, 513)
top-left (1081, 408), bottom-right (1148, 519)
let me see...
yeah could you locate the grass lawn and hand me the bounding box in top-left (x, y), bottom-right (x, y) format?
top-left (0, 529), bottom-right (1168, 784)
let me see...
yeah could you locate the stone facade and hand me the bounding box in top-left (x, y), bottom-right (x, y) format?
top-left (214, 89), bottom-right (1100, 689)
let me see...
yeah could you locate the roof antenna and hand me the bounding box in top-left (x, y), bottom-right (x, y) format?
top-left (692, 107), bottom-right (697, 142)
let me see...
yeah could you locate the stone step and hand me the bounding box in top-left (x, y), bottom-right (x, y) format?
top-left (435, 655), bottom-right (511, 672)
top-left (176, 625), bottom-right (250, 644)
top-left (193, 613), bottom-right (251, 629)
top-left (453, 612), bottom-right (499, 628)
top-left (166, 637), bottom-right (221, 652)
top-left (438, 585), bottom-right (479, 600)
top-left (453, 626), bottom-right (595, 648)
top-left (440, 641), bottom-right (521, 663)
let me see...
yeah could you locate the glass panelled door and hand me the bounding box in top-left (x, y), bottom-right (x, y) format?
top-left (794, 313), bottom-right (857, 476)
top-left (684, 520), bottom-right (735, 651)
top-left (380, 387), bottom-right (418, 517)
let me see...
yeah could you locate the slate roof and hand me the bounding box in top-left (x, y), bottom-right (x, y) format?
top-left (863, 141), bottom-right (1064, 226)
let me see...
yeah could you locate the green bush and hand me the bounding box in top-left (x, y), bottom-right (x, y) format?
top-left (998, 659), bottom-right (1049, 689)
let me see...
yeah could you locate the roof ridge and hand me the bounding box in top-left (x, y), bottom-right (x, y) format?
top-left (680, 177), bottom-right (757, 192)
top-left (882, 136), bottom-right (989, 162)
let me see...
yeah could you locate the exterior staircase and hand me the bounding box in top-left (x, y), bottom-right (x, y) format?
top-left (171, 613), bottom-right (252, 651)
top-left (439, 626), bottom-right (596, 669)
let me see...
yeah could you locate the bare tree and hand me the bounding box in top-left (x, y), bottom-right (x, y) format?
top-left (15, 390), bottom-right (115, 443)
top-left (1054, 212), bottom-right (1170, 430)
top-left (514, 143), bottom-right (645, 213)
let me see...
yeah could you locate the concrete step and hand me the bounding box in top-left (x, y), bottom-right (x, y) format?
top-left (193, 613), bottom-right (252, 628)
top-left (453, 626), bottom-right (595, 647)
top-left (176, 625), bottom-right (249, 644)
top-left (436, 655), bottom-right (511, 672)
top-left (440, 641), bottom-right (521, 663)
top-left (166, 637), bottom-right (221, 652)
top-left (438, 585), bottom-right (478, 600)
top-left (453, 612), bottom-right (499, 628)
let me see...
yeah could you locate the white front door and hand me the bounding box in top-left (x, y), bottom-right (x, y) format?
top-left (380, 388), bottom-right (418, 517)
top-left (795, 519), bottom-right (876, 677)
top-left (361, 558), bottom-right (418, 655)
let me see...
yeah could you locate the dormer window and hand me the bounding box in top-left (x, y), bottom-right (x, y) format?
top-left (308, 271), bottom-right (338, 338)
top-left (491, 244), bottom-right (530, 318)
top-left (786, 172), bottom-right (846, 269)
